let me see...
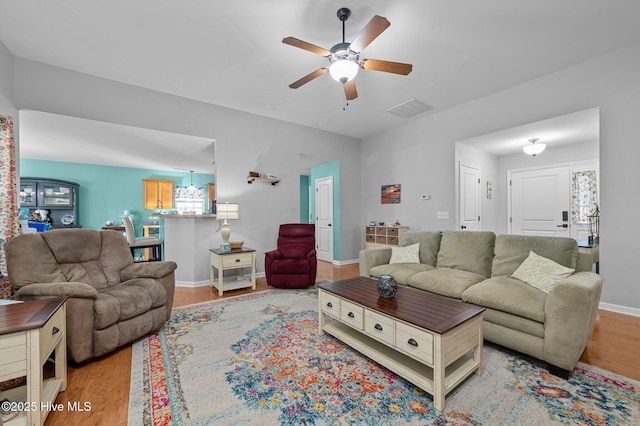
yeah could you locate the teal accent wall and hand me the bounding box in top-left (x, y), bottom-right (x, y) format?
top-left (20, 159), bottom-right (215, 236)
top-left (310, 160), bottom-right (340, 261)
top-left (299, 175), bottom-right (310, 223)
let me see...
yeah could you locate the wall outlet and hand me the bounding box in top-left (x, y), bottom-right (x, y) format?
top-left (436, 211), bottom-right (449, 219)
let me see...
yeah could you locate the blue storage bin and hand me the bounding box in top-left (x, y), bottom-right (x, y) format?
top-left (28, 221), bottom-right (50, 232)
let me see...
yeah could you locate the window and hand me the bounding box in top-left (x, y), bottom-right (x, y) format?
top-left (571, 170), bottom-right (598, 223)
top-left (175, 185), bottom-right (205, 214)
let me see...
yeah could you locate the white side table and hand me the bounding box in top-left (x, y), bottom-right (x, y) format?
top-left (209, 248), bottom-right (256, 296)
top-left (0, 297), bottom-right (67, 426)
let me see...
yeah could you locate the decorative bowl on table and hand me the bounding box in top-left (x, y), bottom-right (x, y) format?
top-left (229, 240), bottom-right (244, 249)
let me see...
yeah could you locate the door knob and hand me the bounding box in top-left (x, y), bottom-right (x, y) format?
top-left (556, 224), bottom-right (568, 228)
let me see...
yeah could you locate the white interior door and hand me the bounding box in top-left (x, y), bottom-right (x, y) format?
top-left (510, 166), bottom-right (571, 236)
top-left (315, 176), bottom-right (333, 262)
top-left (459, 164), bottom-right (481, 231)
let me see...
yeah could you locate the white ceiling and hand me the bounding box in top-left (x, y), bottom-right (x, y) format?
top-left (459, 107), bottom-right (600, 156)
top-left (18, 110), bottom-right (216, 173)
top-left (1, 1), bottom-right (639, 167)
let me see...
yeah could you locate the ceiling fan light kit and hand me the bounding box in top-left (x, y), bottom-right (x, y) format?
top-left (329, 60), bottom-right (359, 83)
top-left (283, 7), bottom-right (413, 101)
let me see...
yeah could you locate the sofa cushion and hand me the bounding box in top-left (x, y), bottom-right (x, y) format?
top-left (407, 268), bottom-right (486, 299)
top-left (461, 276), bottom-right (547, 323)
top-left (399, 232), bottom-right (442, 266)
top-left (511, 251), bottom-right (575, 293)
top-left (369, 263), bottom-right (435, 284)
top-left (491, 234), bottom-right (578, 277)
top-left (436, 231), bottom-right (495, 277)
top-left (390, 243), bottom-right (420, 264)
top-left (483, 308), bottom-right (545, 338)
top-left (58, 260), bottom-right (109, 290)
top-left (123, 278), bottom-right (168, 308)
top-left (270, 258), bottom-right (310, 274)
top-left (94, 285), bottom-right (153, 329)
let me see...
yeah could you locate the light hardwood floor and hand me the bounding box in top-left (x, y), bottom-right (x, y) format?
top-left (45, 261), bottom-right (639, 425)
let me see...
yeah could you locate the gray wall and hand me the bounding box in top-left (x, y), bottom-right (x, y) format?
top-left (0, 43), bottom-right (14, 114)
top-left (362, 42), bottom-right (640, 312)
top-left (7, 55), bottom-right (362, 269)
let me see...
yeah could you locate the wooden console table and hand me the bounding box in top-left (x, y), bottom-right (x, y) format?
top-left (0, 297), bottom-right (67, 425)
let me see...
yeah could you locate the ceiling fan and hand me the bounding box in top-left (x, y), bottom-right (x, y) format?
top-left (283, 7), bottom-right (413, 101)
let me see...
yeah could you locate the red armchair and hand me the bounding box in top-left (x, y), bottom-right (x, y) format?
top-left (265, 224), bottom-right (317, 288)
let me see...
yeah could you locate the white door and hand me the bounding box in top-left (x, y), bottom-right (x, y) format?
top-left (510, 166), bottom-right (571, 236)
top-left (315, 176), bottom-right (333, 262)
top-left (459, 164), bottom-right (481, 231)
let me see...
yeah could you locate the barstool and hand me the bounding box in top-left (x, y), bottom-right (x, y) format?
top-left (122, 216), bottom-right (162, 261)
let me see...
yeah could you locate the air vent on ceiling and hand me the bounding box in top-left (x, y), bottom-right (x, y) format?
top-left (386, 99), bottom-right (433, 118)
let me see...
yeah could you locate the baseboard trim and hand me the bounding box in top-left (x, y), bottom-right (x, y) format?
top-left (329, 258), bottom-right (359, 266)
top-left (175, 280), bottom-right (210, 288)
top-left (599, 302), bottom-right (640, 317)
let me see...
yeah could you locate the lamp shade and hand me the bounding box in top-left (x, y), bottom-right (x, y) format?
top-left (217, 202), bottom-right (239, 220)
top-left (329, 60), bottom-right (359, 84)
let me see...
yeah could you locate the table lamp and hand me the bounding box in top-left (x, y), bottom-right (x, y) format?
top-left (217, 202), bottom-right (239, 248)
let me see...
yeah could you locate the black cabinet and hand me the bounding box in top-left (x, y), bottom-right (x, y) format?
top-left (20, 178), bottom-right (79, 229)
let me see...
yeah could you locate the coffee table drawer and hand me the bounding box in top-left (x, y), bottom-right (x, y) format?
top-left (364, 309), bottom-right (395, 346)
top-left (395, 321), bottom-right (434, 364)
top-left (319, 291), bottom-right (341, 317)
top-left (340, 300), bottom-right (364, 330)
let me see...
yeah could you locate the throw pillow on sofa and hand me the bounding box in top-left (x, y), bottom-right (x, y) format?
top-left (389, 243), bottom-right (420, 264)
top-left (511, 250), bottom-right (575, 293)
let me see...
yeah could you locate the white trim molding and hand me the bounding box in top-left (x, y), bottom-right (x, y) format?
top-left (599, 302), bottom-right (640, 317)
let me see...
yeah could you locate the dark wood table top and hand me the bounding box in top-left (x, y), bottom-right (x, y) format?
top-left (0, 297), bottom-right (67, 335)
top-left (209, 247), bottom-right (255, 255)
top-left (318, 277), bottom-right (484, 334)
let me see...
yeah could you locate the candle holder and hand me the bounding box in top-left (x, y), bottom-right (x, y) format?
top-left (377, 275), bottom-right (398, 299)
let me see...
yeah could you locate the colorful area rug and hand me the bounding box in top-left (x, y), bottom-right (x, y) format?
top-left (129, 288), bottom-right (640, 425)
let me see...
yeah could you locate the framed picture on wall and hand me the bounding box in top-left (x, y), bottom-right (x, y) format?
top-left (381, 184), bottom-right (401, 204)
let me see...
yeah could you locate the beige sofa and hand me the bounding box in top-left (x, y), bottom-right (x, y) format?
top-left (6, 229), bottom-right (177, 363)
top-left (359, 230), bottom-right (602, 378)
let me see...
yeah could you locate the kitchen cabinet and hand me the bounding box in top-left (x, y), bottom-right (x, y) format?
top-left (143, 179), bottom-right (174, 210)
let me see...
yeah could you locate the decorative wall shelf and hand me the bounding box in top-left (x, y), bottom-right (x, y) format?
top-left (247, 176), bottom-right (280, 185)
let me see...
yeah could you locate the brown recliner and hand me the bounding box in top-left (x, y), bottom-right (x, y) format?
top-left (5, 229), bottom-right (177, 363)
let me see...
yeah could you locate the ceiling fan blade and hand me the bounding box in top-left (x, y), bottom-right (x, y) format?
top-left (361, 59), bottom-right (413, 75)
top-left (289, 68), bottom-right (328, 89)
top-left (349, 15), bottom-right (390, 53)
top-left (282, 37), bottom-right (330, 56)
top-left (344, 79), bottom-right (358, 100)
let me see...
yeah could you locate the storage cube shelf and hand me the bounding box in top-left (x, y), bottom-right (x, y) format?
top-left (365, 226), bottom-right (409, 248)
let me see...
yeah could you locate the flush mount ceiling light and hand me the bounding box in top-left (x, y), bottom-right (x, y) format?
top-left (522, 138), bottom-right (546, 156)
